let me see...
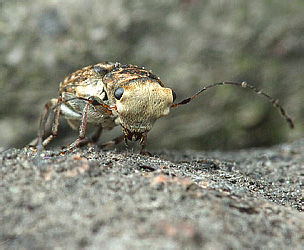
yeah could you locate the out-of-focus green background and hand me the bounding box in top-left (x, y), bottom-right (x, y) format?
top-left (0, 0), bottom-right (303, 151)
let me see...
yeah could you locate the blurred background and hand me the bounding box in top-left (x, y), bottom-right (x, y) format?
top-left (0, 0), bottom-right (303, 151)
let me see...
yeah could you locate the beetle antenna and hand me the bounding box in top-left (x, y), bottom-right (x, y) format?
top-left (171, 81), bottom-right (294, 129)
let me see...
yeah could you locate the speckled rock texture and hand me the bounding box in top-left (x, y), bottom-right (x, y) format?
top-left (1, 139), bottom-right (303, 249)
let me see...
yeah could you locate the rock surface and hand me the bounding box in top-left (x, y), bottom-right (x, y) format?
top-left (1, 140), bottom-right (303, 249)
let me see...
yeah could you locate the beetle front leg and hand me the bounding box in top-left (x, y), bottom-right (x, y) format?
top-left (139, 133), bottom-right (151, 156)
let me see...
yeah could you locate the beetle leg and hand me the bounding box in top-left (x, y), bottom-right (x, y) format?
top-left (124, 136), bottom-right (129, 147)
top-left (91, 126), bottom-right (103, 143)
top-left (63, 98), bottom-right (91, 152)
top-left (28, 97), bottom-right (61, 148)
top-left (101, 134), bottom-right (124, 148)
top-left (139, 133), bottom-right (151, 156)
top-left (77, 126), bottom-right (104, 147)
top-left (41, 97), bottom-right (62, 147)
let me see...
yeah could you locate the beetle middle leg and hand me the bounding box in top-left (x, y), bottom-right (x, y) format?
top-left (91, 126), bottom-right (103, 143)
top-left (77, 126), bottom-right (104, 147)
top-left (100, 134), bottom-right (124, 148)
top-left (62, 98), bottom-right (92, 152)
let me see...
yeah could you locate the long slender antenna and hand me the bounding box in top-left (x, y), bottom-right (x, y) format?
top-left (171, 81), bottom-right (294, 129)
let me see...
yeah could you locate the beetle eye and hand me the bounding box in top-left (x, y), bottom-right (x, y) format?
top-left (114, 87), bottom-right (124, 100)
top-left (172, 89), bottom-right (177, 102)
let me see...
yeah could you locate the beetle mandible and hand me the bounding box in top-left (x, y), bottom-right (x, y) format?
top-left (30, 62), bottom-right (294, 155)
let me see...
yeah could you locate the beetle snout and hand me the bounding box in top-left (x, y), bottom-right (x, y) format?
top-left (124, 129), bottom-right (143, 141)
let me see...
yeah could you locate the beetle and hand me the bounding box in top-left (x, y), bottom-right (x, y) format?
top-left (30, 62), bottom-right (294, 155)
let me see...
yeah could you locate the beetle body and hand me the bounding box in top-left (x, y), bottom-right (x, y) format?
top-left (35, 62), bottom-right (175, 154)
top-left (31, 62), bottom-right (293, 155)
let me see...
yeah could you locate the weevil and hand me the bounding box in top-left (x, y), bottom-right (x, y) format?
top-left (30, 62), bottom-right (294, 155)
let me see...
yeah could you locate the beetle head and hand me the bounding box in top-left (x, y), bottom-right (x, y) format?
top-left (113, 80), bottom-right (176, 142)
